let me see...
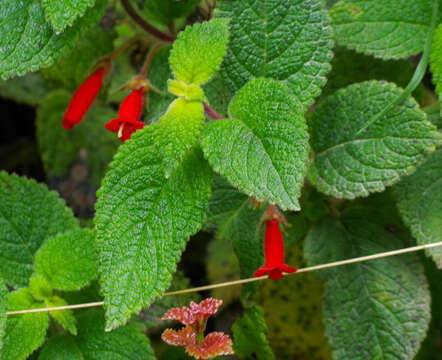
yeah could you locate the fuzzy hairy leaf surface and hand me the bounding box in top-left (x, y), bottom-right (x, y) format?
top-left (1, 289), bottom-right (49, 360)
top-left (169, 18), bottom-right (229, 85)
top-left (37, 90), bottom-right (120, 186)
top-left (35, 229), bottom-right (98, 291)
top-left (41, 27), bottom-right (114, 90)
top-left (202, 78), bottom-right (309, 211)
top-left (46, 296), bottom-right (77, 335)
top-left (430, 24), bottom-right (442, 115)
top-left (95, 126), bottom-right (212, 330)
top-left (0, 0), bottom-right (107, 79)
top-left (394, 148), bottom-right (442, 268)
top-left (330, 0), bottom-right (435, 59)
top-left (0, 280), bottom-right (6, 352)
top-left (216, 0), bottom-right (333, 108)
top-left (232, 305), bottom-right (275, 360)
top-left (0, 172), bottom-right (78, 287)
top-left (43, 0), bottom-right (97, 33)
top-left (38, 310), bottom-right (156, 360)
top-left (308, 81), bottom-right (442, 199)
top-left (304, 210), bottom-right (431, 360)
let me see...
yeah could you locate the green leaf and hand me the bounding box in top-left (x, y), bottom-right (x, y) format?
top-left (215, 0), bottom-right (333, 108)
top-left (95, 125), bottom-right (212, 330)
top-left (232, 305), bottom-right (275, 360)
top-left (137, 0), bottom-right (201, 26)
top-left (37, 90), bottom-right (120, 186)
top-left (304, 210), bottom-right (431, 360)
top-left (394, 148), bottom-right (442, 268)
top-left (0, 280), bottom-right (7, 352)
top-left (154, 98), bottom-right (204, 177)
top-left (29, 274), bottom-right (53, 301)
top-left (169, 18), bottom-right (229, 85)
top-left (0, 0), bottom-right (107, 79)
top-left (38, 310), bottom-right (156, 360)
top-left (1, 289), bottom-right (49, 360)
top-left (0, 172), bottom-right (78, 287)
top-left (308, 81), bottom-right (442, 199)
top-left (46, 296), bottom-right (77, 335)
top-left (330, 0), bottom-right (436, 59)
top-left (424, 105), bottom-right (442, 129)
top-left (430, 24), bottom-right (442, 114)
top-left (41, 27), bottom-right (114, 90)
top-left (202, 78), bottom-right (309, 211)
top-left (42, 0), bottom-right (97, 33)
top-left (35, 229), bottom-right (98, 291)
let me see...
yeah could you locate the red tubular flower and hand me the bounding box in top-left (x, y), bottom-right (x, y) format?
top-left (62, 66), bottom-right (108, 130)
top-left (105, 88), bottom-right (146, 141)
top-left (253, 219), bottom-right (296, 280)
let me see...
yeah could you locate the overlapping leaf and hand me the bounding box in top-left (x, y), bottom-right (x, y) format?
top-left (308, 81), bottom-right (442, 199)
top-left (202, 78), bottom-right (309, 211)
top-left (216, 0), bottom-right (333, 107)
top-left (394, 148), bottom-right (442, 268)
top-left (0, 172), bottom-right (78, 287)
top-left (430, 24), bottom-right (442, 116)
top-left (45, 296), bottom-right (77, 335)
top-left (304, 209), bottom-right (431, 360)
top-left (95, 125), bottom-right (212, 330)
top-left (0, 0), bottom-right (107, 79)
top-left (331, 0), bottom-right (438, 59)
top-left (0, 280), bottom-right (6, 352)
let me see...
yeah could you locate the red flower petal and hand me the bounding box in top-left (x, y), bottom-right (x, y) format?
top-left (186, 332), bottom-right (234, 359)
top-left (161, 326), bottom-right (197, 347)
top-left (104, 118), bottom-right (121, 132)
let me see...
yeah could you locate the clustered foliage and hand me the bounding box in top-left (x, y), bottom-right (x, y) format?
top-left (0, 0), bottom-right (442, 359)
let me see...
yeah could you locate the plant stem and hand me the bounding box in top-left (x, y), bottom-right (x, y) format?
top-left (203, 102), bottom-right (224, 119)
top-left (356, 0), bottom-right (439, 135)
top-left (108, 36), bottom-right (139, 60)
top-left (140, 43), bottom-right (166, 77)
top-left (121, 0), bottom-right (175, 43)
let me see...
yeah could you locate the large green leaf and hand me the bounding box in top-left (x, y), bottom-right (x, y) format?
top-left (0, 0), bottom-right (106, 79)
top-left (394, 148), bottom-right (442, 268)
top-left (42, 0), bottom-right (97, 33)
top-left (1, 289), bottom-right (49, 360)
top-left (38, 310), bottom-right (156, 360)
top-left (430, 24), bottom-right (442, 115)
top-left (304, 210), bottom-right (431, 360)
top-left (0, 280), bottom-right (6, 352)
top-left (95, 125), bottom-right (212, 330)
top-left (202, 78), bottom-right (309, 211)
top-left (330, 0), bottom-right (436, 59)
top-left (35, 229), bottom-right (98, 291)
top-left (0, 172), bottom-right (78, 287)
top-left (232, 305), bottom-right (275, 360)
top-left (169, 18), bottom-right (229, 85)
top-left (37, 90), bottom-right (120, 186)
top-left (308, 81), bottom-right (442, 199)
top-left (216, 0), bottom-right (333, 108)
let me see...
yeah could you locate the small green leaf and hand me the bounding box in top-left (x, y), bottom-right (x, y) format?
top-left (41, 27), bottom-right (114, 90)
top-left (95, 126), bottom-right (212, 330)
top-left (430, 24), bottom-right (442, 115)
top-left (38, 310), bottom-right (156, 360)
top-left (216, 0), bottom-right (333, 108)
top-left (394, 148), bottom-right (442, 268)
top-left (1, 289), bottom-right (49, 360)
top-left (0, 0), bottom-right (107, 79)
top-left (331, 0), bottom-right (436, 59)
top-left (232, 305), bottom-right (275, 360)
top-left (46, 296), bottom-right (77, 335)
top-left (0, 279), bottom-right (7, 352)
top-left (35, 229), bottom-right (98, 291)
top-left (304, 209), bottom-right (431, 360)
top-left (308, 81), bottom-right (442, 199)
top-left (42, 0), bottom-right (97, 33)
top-left (202, 78), bottom-right (309, 211)
top-left (0, 172), bottom-right (78, 287)
top-left (29, 274), bottom-right (53, 301)
top-left (169, 18), bottom-right (229, 85)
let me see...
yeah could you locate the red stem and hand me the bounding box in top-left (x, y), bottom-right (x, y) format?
top-left (203, 102), bottom-right (223, 119)
top-left (121, 0), bottom-right (174, 42)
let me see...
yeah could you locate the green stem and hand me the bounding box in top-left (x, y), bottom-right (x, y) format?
top-left (356, 0), bottom-right (439, 135)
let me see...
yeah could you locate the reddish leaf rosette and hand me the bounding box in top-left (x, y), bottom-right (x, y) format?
top-left (62, 64), bottom-right (110, 130)
top-left (161, 325), bottom-right (197, 347)
top-left (105, 88), bottom-right (146, 141)
top-left (186, 332), bottom-right (234, 359)
top-left (254, 218), bottom-right (296, 280)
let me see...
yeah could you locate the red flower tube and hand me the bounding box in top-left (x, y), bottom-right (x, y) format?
top-left (62, 66), bottom-right (108, 130)
top-left (253, 219), bottom-right (296, 280)
top-left (105, 88), bottom-right (146, 142)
